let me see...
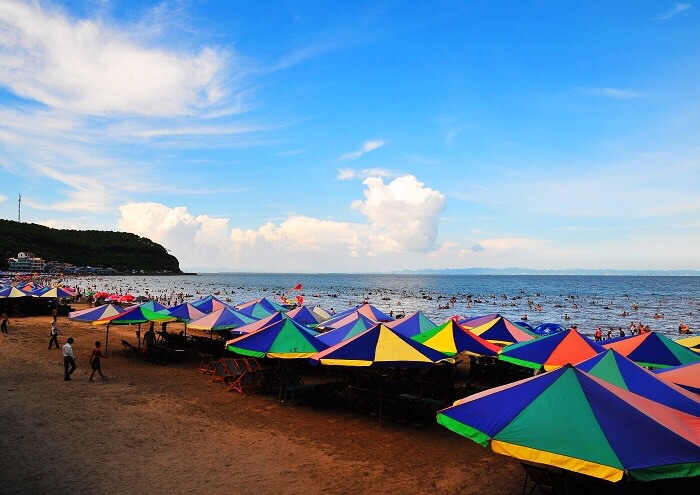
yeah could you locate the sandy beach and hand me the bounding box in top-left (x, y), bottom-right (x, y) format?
top-left (0, 304), bottom-right (525, 495)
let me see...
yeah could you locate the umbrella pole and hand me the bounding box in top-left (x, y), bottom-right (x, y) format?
top-left (138, 323), bottom-right (141, 350)
top-left (379, 377), bottom-right (384, 428)
top-left (105, 323), bottom-right (110, 354)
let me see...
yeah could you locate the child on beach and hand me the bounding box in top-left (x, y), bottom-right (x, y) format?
top-left (88, 341), bottom-right (108, 381)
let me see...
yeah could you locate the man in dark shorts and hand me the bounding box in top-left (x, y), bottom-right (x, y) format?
top-left (89, 341), bottom-right (108, 381)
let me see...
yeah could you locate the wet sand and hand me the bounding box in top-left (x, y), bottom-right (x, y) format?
top-left (0, 305), bottom-right (523, 495)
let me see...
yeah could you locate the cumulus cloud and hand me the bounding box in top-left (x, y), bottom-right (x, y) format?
top-left (118, 175), bottom-right (447, 270)
top-left (340, 139), bottom-right (385, 161)
top-left (0, 1), bottom-right (227, 116)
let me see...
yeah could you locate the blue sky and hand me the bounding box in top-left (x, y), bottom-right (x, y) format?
top-left (0, 1), bottom-right (698, 272)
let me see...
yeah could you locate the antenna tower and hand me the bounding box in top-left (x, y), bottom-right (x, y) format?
top-left (18, 193), bottom-right (21, 222)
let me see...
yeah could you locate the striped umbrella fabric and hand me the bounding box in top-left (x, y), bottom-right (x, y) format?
top-left (499, 328), bottom-right (605, 371)
top-left (654, 362), bottom-right (700, 395)
top-left (384, 311), bottom-right (437, 337)
top-left (412, 319), bottom-right (500, 358)
top-left (226, 318), bottom-right (326, 359)
top-left (603, 331), bottom-right (700, 369)
top-left (468, 316), bottom-right (537, 346)
top-left (68, 304), bottom-right (124, 322)
top-left (437, 364), bottom-right (700, 482)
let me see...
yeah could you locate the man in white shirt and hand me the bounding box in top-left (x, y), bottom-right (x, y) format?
top-left (62, 337), bottom-right (76, 381)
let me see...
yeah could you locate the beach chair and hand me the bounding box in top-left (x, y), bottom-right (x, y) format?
top-left (121, 339), bottom-right (140, 357)
top-left (521, 463), bottom-right (563, 495)
top-left (210, 361), bottom-right (236, 386)
top-left (280, 369), bottom-right (318, 406)
top-left (225, 359), bottom-right (260, 395)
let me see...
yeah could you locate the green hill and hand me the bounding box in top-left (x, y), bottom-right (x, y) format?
top-left (0, 219), bottom-right (181, 273)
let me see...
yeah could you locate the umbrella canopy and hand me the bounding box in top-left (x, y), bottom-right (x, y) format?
top-left (532, 323), bottom-right (567, 336)
top-left (603, 331), bottom-right (700, 369)
top-left (654, 362), bottom-right (700, 395)
top-left (310, 323), bottom-right (452, 368)
top-left (191, 295), bottom-right (230, 313)
top-left (0, 287), bottom-right (30, 298)
top-left (317, 304), bottom-right (393, 330)
top-left (577, 349), bottom-right (700, 416)
top-left (68, 304), bottom-right (124, 322)
top-left (286, 305), bottom-right (325, 326)
top-left (384, 311), bottom-right (437, 337)
top-left (459, 313), bottom-right (502, 328)
top-left (235, 297), bottom-right (288, 319)
top-left (316, 314), bottom-right (376, 347)
top-left (39, 287), bottom-right (76, 299)
top-left (412, 319), bottom-right (501, 358)
top-left (187, 307), bottom-right (257, 332)
top-left (437, 364), bottom-right (700, 482)
top-left (468, 316), bottom-right (537, 346)
top-left (676, 335), bottom-right (700, 353)
top-left (227, 311), bottom-right (286, 337)
top-left (499, 329), bottom-right (605, 371)
top-left (226, 318), bottom-right (326, 359)
top-left (161, 302), bottom-right (205, 323)
top-left (94, 306), bottom-right (177, 326)
top-left (137, 300), bottom-right (169, 313)
top-left (315, 310), bottom-right (378, 331)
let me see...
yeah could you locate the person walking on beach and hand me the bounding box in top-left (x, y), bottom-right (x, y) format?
top-left (48, 320), bottom-right (60, 349)
top-left (88, 341), bottom-right (108, 381)
top-left (1, 312), bottom-right (8, 333)
top-left (62, 337), bottom-right (76, 381)
top-left (594, 327), bottom-right (602, 342)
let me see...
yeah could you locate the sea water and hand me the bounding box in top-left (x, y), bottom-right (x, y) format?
top-left (61, 273), bottom-right (700, 340)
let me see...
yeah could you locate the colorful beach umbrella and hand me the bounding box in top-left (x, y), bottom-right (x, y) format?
top-left (602, 331), bottom-right (700, 368)
top-left (161, 302), bottom-right (205, 323)
top-left (309, 323), bottom-right (452, 368)
top-left (226, 318), bottom-right (326, 359)
top-left (317, 304), bottom-right (393, 330)
top-left (187, 307), bottom-right (257, 333)
top-left (412, 319), bottom-right (501, 358)
top-left (39, 286), bottom-right (76, 299)
top-left (499, 328), bottom-right (605, 371)
top-left (437, 364), bottom-right (700, 482)
top-left (312, 305), bottom-right (332, 321)
top-left (227, 311), bottom-right (286, 337)
top-left (654, 362), bottom-right (700, 395)
top-left (316, 314), bottom-right (376, 347)
top-left (191, 295), bottom-right (230, 313)
top-left (0, 287), bottom-right (30, 298)
top-left (137, 300), bottom-right (169, 313)
top-left (459, 313), bottom-right (502, 328)
top-left (468, 316), bottom-right (537, 346)
top-left (577, 349), bottom-right (700, 415)
top-left (384, 311), bottom-right (437, 337)
top-left (315, 310), bottom-right (378, 331)
top-left (235, 297), bottom-right (288, 319)
top-left (68, 304), bottom-right (124, 322)
top-left (286, 305), bottom-right (325, 327)
top-left (95, 306), bottom-right (176, 326)
top-left (676, 335), bottom-right (700, 353)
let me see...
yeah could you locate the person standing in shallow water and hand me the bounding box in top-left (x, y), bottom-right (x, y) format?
top-left (62, 337), bottom-right (76, 381)
top-left (89, 341), bottom-right (108, 381)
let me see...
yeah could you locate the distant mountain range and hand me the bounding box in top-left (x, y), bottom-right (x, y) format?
top-left (396, 268), bottom-right (700, 276)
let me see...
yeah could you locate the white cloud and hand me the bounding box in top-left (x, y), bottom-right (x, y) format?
top-left (339, 139), bottom-right (385, 161)
top-left (0, 1), bottom-right (228, 117)
top-left (336, 168), bottom-right (394, 180)
top-left (117, 175), bottom-right (447, 270)
top-left (656, 3), bottom-right (691, 20)
top-left (579, 87), bottom-right (644, 99)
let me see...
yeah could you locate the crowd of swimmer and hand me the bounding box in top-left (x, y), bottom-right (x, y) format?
top-left (54, 276), bottom-right (699, 340)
